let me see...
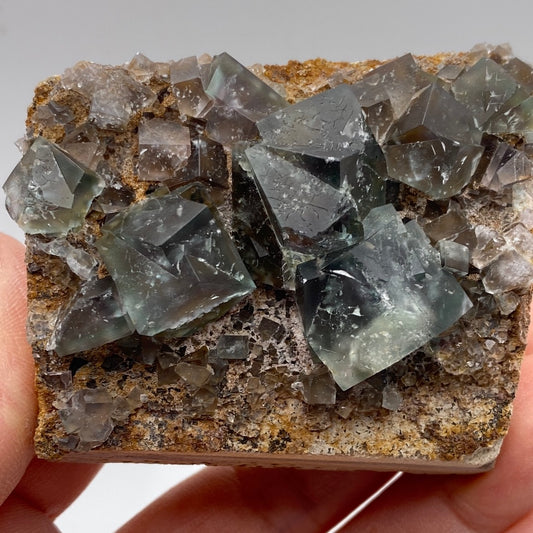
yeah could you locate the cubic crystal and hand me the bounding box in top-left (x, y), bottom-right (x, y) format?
top-left (96, 189), bottom-right (255, 337)
top-left (296, 204), bottom-right (473, 390)
top-left (3, 137), bottom-right (105, 235)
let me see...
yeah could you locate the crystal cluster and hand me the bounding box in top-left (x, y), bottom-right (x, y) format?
top-left (4, 47), bottom-right (533, 453)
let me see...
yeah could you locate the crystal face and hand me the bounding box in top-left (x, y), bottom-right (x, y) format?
top-left (3, 137), bottom-right (105, 235)
top-left (4, 48), bottom-right (533, 436)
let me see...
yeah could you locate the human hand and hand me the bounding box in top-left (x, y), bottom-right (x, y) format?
top-left (1, 232), bottom-right (532, 532)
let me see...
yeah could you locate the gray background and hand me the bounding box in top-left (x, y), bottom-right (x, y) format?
top-left (0, 1), bottom-right (531, 531)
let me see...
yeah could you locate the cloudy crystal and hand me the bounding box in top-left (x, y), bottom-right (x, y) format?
top-left (52, 277), bottom-right (134, 356)
top-left (137, 118), bottom-right (191, 181)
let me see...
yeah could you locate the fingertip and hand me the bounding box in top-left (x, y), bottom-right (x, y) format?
top-left (0, 232), bottom-right (36, 505)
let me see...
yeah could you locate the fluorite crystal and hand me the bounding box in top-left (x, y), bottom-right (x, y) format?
top-left (4, 48), bottom-right (533, 465)
top-left (3, 137), bottom-right (104, 234)
top-left (295, 204), bottom-right (473, 390)
top-left (96, 189), bottom-right (255, 337)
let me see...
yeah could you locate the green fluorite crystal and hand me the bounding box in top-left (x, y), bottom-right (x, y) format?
top-left (96, 189), bottom-right (255, 337)
top-left (4, 49), bottom-right (533, 423)
top-left (296, 204), bottom-right (473, 390)
top-left (3, 137), bottom-right (104, 235)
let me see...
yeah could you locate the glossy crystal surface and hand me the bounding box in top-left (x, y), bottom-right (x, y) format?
top-left (3, 137), bottom-right (104, 235)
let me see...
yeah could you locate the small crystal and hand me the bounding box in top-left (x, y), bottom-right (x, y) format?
top-left (3, 137), bottom-right (105, 235)
top-left (352, 54), bottom-right (427, 112)
top-left (206, 52), bottom-right (287, 122)
top-left (137, 118), bottom-right (191, 181)
top-left (479, 136), bottom-right (533, 192)
top-left (438, 240), bottom-right (470, 275)
top-left (175, 131), bottom-right (229, 190)
top-left (174, 362), bottom-right (213, 387)
top-left (483, 250), bottom-right (533, 294)
top-left (52, 277), bottom-right (134, 356)
top-left (88, 67), bottom-right (157, 130)
top-left (494, 291), bottom-right (521, 315)
top-left (216, 335), bottom-right (249, 360)
top-left (452, 58), bottom-right (521, 126)
top-left (471, 225), bottom-right (506, 269)
top-left (383, 138), bottom-right (483, 199)
top-left (34, 238), bottom-right (97, 279)
top-left (299, 367), bottom-right (337, 405)
top-left (381, 384), bottom-right (403, 411)
top-left (170, 56), bottom-right (213, 118)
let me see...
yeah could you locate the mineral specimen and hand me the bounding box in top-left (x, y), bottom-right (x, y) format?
top-left (4, 47), bottom-right (533, 472)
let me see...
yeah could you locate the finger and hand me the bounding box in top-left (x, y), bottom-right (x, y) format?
top-left (12, 458), bottom-right (101, 519)
top-left (347, 313), bottom-right (533, 533)
top-left (0, 496), bottom-right (59, 533)
top-left (0, 234), bottom-right (36, 505)
top-left (118, 467), bottom-right (393, 533)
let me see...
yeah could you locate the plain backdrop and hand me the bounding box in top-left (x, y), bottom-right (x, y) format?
top-left (0, 1), bottom-right (532, 531)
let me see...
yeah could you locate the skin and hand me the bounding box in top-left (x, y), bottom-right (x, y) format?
top-left (0, 231), bottom-right (532, 532)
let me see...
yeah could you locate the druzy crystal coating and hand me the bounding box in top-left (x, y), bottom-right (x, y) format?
top-left (4, 47), bottom-right (533, 441)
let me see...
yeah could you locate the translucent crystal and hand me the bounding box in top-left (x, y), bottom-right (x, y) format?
top-left (513, 178), bottom-right (533, 229)
top-left (174, 362), bottom-right (213, 387)
top-left (483, 250), bottom-right (533, 294)
top-left (504, 57), bottom-right (533, 91)
top-left (245, 144), bottom-right (362, 254)
top-left (170, 56), bottom-right (213, 118)
top-left (381, 384), bottom-right (403, 411)
top-left (437, 240), bottom-right (470, 275)
top-left (3, 137), bottom-right (105, 235)
top-left (52, 277), bottom-right (134, 356)
top-left (486, 96), bottom-right (533, 137)
top-left (296, 204), bottom-right (472, 390)
top-left (351, 54), bottom-right (435, 141)
top-left (479, 136), bottom-right (533, 192)
top-left (34, 238), bottom-right (97, 279)
top-left (175, 131), bottom-right (229, 190)
top-left (58, 387), bottom-right (141, 450)
top-left (383, 83), bottom-right (484, 199)
top-left (206, 52), bottom-right (287, 122)
top-left (257, 84), bottom-right (386, 220)
top-left (60, 124), bottom-right (104, 171)
top-left (127, 53), bottom-right (169, 82)
top-left (299, 367), bottom-right (336, 405)
top-left (137, 118), bottom-right (191, 181)
top-left (62, 62), bottom-right (157, 130)
top-left (494, 291), bottom-right (521, 315)
top-left (383, 138), bottom-right (483, 199)
top-left (34, 101), bottom-right (74, 128)
top-left (96, 189), bottom-right (255, 337)
top-left (216, 335), bottom-right (249, 360)
top-left (452, 58), bottom-right (521, 126)
top-left (471, 225), bottom-right (506, 269)
top-left (203, 103), bottom-right (259, 145)
top-left (391, 83), bottom-right (481, 145)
